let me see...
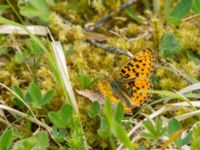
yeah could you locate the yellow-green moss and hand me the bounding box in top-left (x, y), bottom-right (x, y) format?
top-left (1, 1), bottom-right (200, 148)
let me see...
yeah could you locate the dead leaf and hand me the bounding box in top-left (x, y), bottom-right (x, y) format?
top-left (84, 32), bottom-right (110, 42)
top-left (76, 89), bottom-right (105, 105)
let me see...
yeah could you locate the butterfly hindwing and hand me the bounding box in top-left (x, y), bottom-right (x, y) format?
top-left (127, 78), bottom-right (151, 106)
top-left (98, 80), bottom-right (133, 113)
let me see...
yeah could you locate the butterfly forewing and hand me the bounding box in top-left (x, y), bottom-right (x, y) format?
top-left (120, 48), bottom-right (154, 79)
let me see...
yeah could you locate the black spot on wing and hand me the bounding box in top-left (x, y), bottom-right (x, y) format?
top-left (121, 69), bottom-right (126, 73)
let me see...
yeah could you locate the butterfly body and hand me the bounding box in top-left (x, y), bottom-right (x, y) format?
top-left (98, 48), bottom-right (154, 113)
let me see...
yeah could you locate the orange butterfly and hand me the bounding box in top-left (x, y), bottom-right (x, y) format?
top-left (98, 48), bottom-right (154, 113)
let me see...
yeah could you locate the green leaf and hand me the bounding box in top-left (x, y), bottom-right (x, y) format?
top-left (138, 146), bottom-right (145, 150)
top-left (14, 52), bottom-right (29, 64)
top-left (104, 97), bottom-right (113, 125)
top-left (165, 0), bottom-right (172, 18)
top-left (25, 39), bottom-right (43, 55)
top-left (168, 118), bottom-right (182, 136)
top-left (159, 33), bottom-right (182, 59)
top-left (88, 101), bottom-right (100, 118)
top-left (170, 0), bottom-right (193, 19)
top-left (97, 116), bottom-right (111, 138)
top-left (141, 119), bottom-right (166, 144)
top-left (97, 128), bottom-right (110, 138)
top-left (187, 51), bottom-right (200, 65)
top-left (141, 132), bottom-right (155, 139)
top-left (168, 118), bottom-right (182, 147)
top-left (52, 127), bottom-right (66, 142)
top-left (114, 102), bottom-right (124, 123)
top-left (156, 119), bottom-right (163, 135)
top-left (143, 121), bottom-right (156, 135)
top-left (12, 85), bottom-right (25, 106)
top-left (28, 81), bottom-right (42, 108)
top-left (12, 131), bottom-right (49, 150)
top-left (167, 16), bottom-right (182, 25)
top-left (111, 121), bottom-right (133, 150)
top-left (19, 0), bottom-right (51, 22)
top-left (60, 104), bottom-right (73, 123)
top-left (104, 98), bottom-right (133, 149)
top-left (192, 0), bottom-right (200, 14)
top-left (87, 77), bottom-right (100, 88)
top-left (191, 122), bottom-right (200, 150)
top-left (28, 81), bottom-right (42, 101)
top-left (48, 112), bottom-right (66, 128)
top-left (12, 85), bottom-right (24, 99)
top-left (0, 47), bottom-right (8, 55)
top-left (180, 131), bottom-right (192, 147)
top-left (0, 5), bottom-right (10, 12)
top-left (77, 70), bottom-right (91, 89)
top-left (0, 17), bottom-right (25, 28)
top-left (148, 90), bottom-right (185, 100)
top-left (65, 45), bottom-right (74, 57)
top-left (150, 74), bottom-right (160, 87)
top-left (77, 70), bottom-right (99, 89)
top-left (0, 128), bottom-right (12, 150)
top-left (125, 7), bottom-right (141, 23)
top-left (25, 92), bottom-right (32, 104)
top-left (41, 90), bottom-right (55, 105)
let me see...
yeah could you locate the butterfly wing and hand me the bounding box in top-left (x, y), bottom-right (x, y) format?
top-left (98, 80), bottom-right (119, 105)
top-left (117, 49), bottom-right (153, 108)
top-left (98, 49), bottom-right (154, 113)
top-left (126, 78), bottom-right (151, 106)
top-left (120, 48), bottom-right (154, 79)
top-left (98, 80), bottom-right (133, 113)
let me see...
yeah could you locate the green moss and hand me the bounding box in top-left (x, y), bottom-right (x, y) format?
top-left (1, 1), bottom-right (200, 148)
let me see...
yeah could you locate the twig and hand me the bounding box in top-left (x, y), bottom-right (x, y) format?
top-left (62, 19), bottom-right (74, 27)
top-left (61, 17), bottom-right (133, 57)
top-left (88, 40), bottom-right (133, 57)
top-left (128, 29), bottom-right (150, 42)
top-left (183, 14), bottom-right (200, 22)
top-left (109, 30), bottom-right (127, 39)
top-left (109, 29), bottom-right (150, 42)
top-left (86, 0), bottom-right (138, 31)
top-left (161, 59), bottom-right (194, 84)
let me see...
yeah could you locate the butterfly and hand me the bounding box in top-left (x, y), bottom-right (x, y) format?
top-left (98, 48), bottom-right (154, 113)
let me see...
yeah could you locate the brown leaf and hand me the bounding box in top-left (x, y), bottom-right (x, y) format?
top-left (84, 32), bottom-right (110, 42)
top-left (76, 89), bottom-right (105, 105)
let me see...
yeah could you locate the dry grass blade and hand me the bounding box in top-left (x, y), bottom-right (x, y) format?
top-left (49, 32), bottom-right (79, 113)
top-left (0, 104), bottom-right (51, 131)
top-left (176, 110), bottom-right (200, 121)
top-left (174, 91), bottom-right (197, 111)
top-left (179, 83), bottom-right (200, 94)
top-left (170, 101), bottom-right (200, 107)
top-left (0, 25), bottom-right (48, 35)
